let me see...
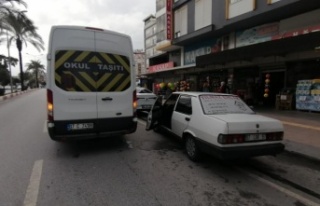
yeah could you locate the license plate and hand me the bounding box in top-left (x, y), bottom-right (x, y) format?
top-left (245, 134), bottom-right (266, 142)
top-left (142, 105), bottom-right (152, 109)
top-left (67, 123), bottom-right (94, 131)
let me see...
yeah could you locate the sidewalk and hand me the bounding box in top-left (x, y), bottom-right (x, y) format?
top-left (0, 89), bottom-right (35, 102)
top-left (255, 107), bottom-right (320, 162)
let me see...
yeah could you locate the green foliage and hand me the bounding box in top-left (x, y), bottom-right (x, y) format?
top-left (0, 67), bottom-right (10, 87)
top-left (1, 0), bottom-right (44, 91)
top-left (26, 59), bottom-right (45, 88)
top-left (0, 54), bottom-right (15, 87)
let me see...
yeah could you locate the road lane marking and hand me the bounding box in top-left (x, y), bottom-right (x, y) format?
top-left (237, 168), bottom-right (320, 206)
top-left (282, 121), bottom-right (320, 131)
top-left (23, 160), bottom-right (43, 206)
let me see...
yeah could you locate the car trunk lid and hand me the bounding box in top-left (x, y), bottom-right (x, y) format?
top-left (209, 113), bottom-right (283, 133)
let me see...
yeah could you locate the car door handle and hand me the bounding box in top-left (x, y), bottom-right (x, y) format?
top-left (185, 117), bottom-right (190, 121)
top-left (102, 97), bottom-right (113, 101)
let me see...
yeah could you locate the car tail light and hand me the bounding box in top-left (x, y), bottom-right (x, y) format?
top-left (218, 134), bottom-right (245, 144)
top-left (218, 132), bottom-right (283, 145)
top-left (47, 89), bottom-right (54, 121)
top-left (266, 132), bottom-right (283, 141)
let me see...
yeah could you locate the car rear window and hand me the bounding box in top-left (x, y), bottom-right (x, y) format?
top-left (55, 50), bottom-right (131, 92)
top-left (199, 95), bottom-right (254, 114)
top-left (137, 88), bottom-right (153, 93)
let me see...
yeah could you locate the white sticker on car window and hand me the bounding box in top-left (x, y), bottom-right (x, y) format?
top-left (200, 95), bottom-right (253, 114)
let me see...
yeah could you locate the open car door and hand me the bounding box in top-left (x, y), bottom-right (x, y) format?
top-left (146, 96), bottom-right (163, 131)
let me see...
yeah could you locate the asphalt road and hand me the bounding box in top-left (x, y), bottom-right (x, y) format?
top-left (0, 89), bottom-right (319, 206)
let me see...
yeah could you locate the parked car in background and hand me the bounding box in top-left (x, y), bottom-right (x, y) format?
top-left (136, 86), bottom-right (157, 112)
top-left (146, 92), bottom-right (285, 161)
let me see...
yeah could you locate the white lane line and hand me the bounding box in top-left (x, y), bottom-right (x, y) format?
top-left (23, 160), bottom-right (43, 206)
top-left (43, 121), bottom-right (47, 133)
top-left (237, 168), bottom-right (320, 206)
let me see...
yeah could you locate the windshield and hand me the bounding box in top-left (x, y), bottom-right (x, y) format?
top-left (199, 94), bottom-right (254, 114)
top-left (137, 87), bottom-right (153, 93)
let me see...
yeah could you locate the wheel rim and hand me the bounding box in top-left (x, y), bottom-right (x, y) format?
top-left (186, 138), bottom-right (196, 157)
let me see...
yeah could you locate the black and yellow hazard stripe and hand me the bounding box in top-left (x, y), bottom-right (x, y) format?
top-left (55, 50), bottom-right (131, 92)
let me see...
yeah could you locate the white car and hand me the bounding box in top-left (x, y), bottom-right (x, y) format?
top-left (146, 92), bottom-right (285, 161)
top-left (136, 87), bottom-right (157, 111)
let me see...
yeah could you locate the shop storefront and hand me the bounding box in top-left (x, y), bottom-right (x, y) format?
top-left (196, 21), bottom-right (320, 108)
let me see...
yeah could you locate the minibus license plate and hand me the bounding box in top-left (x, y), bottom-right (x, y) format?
top-left (67, 123), bottom-right (94, 131)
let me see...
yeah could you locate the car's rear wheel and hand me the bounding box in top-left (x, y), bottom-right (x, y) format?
top-left (185, 135), bottom-right (201, 161)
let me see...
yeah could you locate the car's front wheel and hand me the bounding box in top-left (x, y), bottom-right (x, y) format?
top-left (185, 135), bottom-right (201, 161)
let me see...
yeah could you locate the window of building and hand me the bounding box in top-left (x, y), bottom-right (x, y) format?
top-left (156, 14), bottom-right (166, 34)
top-left (145, 26), bottom-right (155, 38)
top-left (174, 5), bottom-right (188, 37)
top-left (146, 37), bottom-right (154, 48)
top-left (156, 0), bottom-right (166, 11)
top-left (146, 48), bottom-right (154, 58)
top-left (156, 14), bottom-right (167, 43)
top-left (195, 0), bottom-right (212, 30)
top-left (226, 0), bottom-right (255, 19)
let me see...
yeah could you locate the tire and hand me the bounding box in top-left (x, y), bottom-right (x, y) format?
top-left (185, 135), bottom-right (201, 162)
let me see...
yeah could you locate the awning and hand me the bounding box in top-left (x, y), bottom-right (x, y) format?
top-left (196, 32), bottom-right (320, 67)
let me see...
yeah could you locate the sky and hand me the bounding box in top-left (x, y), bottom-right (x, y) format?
top-left (3, 0), bottom-right (155, 76)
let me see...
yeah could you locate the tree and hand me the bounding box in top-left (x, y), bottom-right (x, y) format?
top-left (26, 59), bottom-right (44, 88)
top-left (0, 54), bottom-right (18, 87)
top-left (0, 0), bottom-right (27, 30)
top-left (2, 12), bottom-right (44, 91)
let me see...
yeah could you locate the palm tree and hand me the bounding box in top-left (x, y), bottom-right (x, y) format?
top-left (25, 59), bottom-right (44, 88)
top-left (2, 12), bottom-right (44, 91)
top-left (0, 0), bottom-right (27, 30)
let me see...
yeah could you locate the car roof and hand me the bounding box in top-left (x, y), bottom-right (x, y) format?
top-left (136, 86), bottom-right (152, 91)
top-left (172, 91), bottom-right (235, 97)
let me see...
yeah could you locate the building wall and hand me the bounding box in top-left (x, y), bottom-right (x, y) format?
top-left (133, 51), bottom-right (146, 77)
top-left (144, 15), bottom-right (163, 69)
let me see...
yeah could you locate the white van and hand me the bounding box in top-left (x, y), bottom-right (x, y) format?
top-left (46, 25), bottom-right (137, 141)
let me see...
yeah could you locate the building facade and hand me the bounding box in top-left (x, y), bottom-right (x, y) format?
top-left (133, 50), bottom-right (146, 78)
top-left (145, 0), bottom-right (320, 108)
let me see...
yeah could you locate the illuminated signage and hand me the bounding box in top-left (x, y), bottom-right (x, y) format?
top-left (148, 62), bottom-right (174, 73)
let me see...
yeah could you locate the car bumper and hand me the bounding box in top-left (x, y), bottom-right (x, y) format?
top-left (197, 139), bottom-right (285, 160)
top-left (47, 117), bottom-right (137, 141)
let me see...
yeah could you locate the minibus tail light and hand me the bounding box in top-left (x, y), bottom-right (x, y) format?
top-left (47, 89), bottom-right (54, 121)
top-left (133, 90), bottom-right (137, 109)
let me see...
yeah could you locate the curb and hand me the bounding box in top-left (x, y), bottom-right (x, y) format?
top-left (0, 89), bottom-right (35, 102)
top-left (283, 150), bottom-right (320, 164)
top-left (283, 139), bottom-right (320, 163)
